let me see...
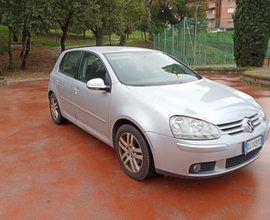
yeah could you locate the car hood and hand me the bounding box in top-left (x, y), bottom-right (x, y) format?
top-left (127, 78), bottom-right (258, 125)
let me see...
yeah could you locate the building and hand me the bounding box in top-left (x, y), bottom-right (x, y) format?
top-left (206, 0), bottom-right (236, 30)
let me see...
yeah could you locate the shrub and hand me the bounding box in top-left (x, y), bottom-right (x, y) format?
top-left (233, 0), bottom-right (270, 67)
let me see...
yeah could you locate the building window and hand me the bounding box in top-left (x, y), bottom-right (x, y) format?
top-left (228, 0), bottom-right (234, 2)
top-left (228, 18), bottom-right (233, 24)
top-left (212, 9), bottom-right (215, 15)
top-left (228, 8), bottom-right (234, 13)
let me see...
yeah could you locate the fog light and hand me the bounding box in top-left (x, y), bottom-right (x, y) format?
top-left (190, 163), bottom-right (201, 173)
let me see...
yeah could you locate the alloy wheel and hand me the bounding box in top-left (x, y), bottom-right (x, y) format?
top-left (118, 132), bottom-right (143, 173)
top-left (50, 97), bottom-right (59, 121)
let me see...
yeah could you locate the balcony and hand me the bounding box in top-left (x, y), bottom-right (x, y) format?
top-left (207, 13), bottom-right (216, 19)
top-left (208, 3), bottom-right (216, 9)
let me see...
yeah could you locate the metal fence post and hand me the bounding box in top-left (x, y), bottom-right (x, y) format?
top-left (164, 29), bottom-right (166, 52)
top-left (172, 25), bottom-right (174, 56)
top-left (158, 33), bottom-right (160, 50)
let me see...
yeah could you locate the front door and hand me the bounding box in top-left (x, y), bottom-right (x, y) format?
top-left (73, 52), bottom-right (111, 143)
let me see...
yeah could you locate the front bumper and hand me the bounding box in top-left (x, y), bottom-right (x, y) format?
top-left (147, 119), bottom-right (270, 178)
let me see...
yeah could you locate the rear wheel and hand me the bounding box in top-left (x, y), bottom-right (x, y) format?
top-left (49, 93), bottom-right (67, 125)
top-left (115, 124), bottom-right (155, 181)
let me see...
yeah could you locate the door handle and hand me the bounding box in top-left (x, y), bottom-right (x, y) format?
top-left (74, 88), bottom-right (80, 94)
top-left (55, 79), bottom-right (59, 85)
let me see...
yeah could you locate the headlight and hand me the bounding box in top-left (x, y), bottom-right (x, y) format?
top-left (257, 103), bottom-right (267, 120)
top-left (170, 116), bottom-right (220, 140)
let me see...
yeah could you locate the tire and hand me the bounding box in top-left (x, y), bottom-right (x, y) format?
top-left (115, 124), bottom-right (155, 181)
top-left (49, 93), bottom-right (67, 125)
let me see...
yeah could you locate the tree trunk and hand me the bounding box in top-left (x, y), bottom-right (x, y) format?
top-left (92, 27), bottom-right (103, 46)
top-left (96, 28), bottom-right (103, 46)
top-left (180, 13), bottom-right (183, 21)
top-left (144, 30), bottom-right (147, 42)
top-left (60, 28), bottom-right (68, 52)
top-left (119, 34), bottom-right (126, 46)
top-left (109, 35), bottom-right (111, 45)
top-left (83, 30), bottom-right (86, 39)
top-left (21, 32), bottom-right (31, 70)
top-left (8, 27), bottom-right (13, 70)
top-left (59, 11), bottom-right (74, 53)
top-left (12, 28), bottom-right (18, 42)
top-left (20, 29), bottom-right (27, 58)
top-left (55, 26), bottom-right (58, 44)
top-left (141, 31), bottom-right (143, 40)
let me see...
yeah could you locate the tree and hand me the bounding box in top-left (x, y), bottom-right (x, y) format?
top-left (120, 0), bottom-right (151, 45)
top-left (19, 0), bottom-right (53, 69)
top-left (0, 0), bottom-right (20, 69)
top-left (233, 0), bottom-right (270, 67)
top-left (0, 0), bottom-right (53, 69)
top-left (83, 0), bottom-right (126, 46)
top-left (148, 0), bottom-right (208, 36)
top-left (139, 17), bottom-right (150, 42)
top-left (53, 0), bottom-right (88, 52)
top-left (148, 0), bottom-right (187, 36)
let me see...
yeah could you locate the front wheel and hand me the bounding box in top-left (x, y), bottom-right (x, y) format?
top-left (115, 124), bottom-right (155, 181)
top-left (49, 93), bottom-right (67, 125)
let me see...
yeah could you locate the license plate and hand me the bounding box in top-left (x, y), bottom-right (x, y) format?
top-left (244, 135), bottom-right (264, 154)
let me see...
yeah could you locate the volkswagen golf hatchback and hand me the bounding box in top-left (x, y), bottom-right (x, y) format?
top-left (48, 47), bottom-right (270, 180)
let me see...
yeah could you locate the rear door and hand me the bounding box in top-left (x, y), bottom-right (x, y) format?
top-left (55, 50), bottom-right (81, 122)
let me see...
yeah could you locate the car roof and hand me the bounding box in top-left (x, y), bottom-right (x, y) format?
top-left (74, 46), bottom-right (155, 54)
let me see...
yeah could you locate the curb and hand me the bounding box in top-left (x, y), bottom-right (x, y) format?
top-left (193, 68), bottom-right (246, 75)
top-left (7, 79), bottom-right (49, 85)
top-left (0, 78), bottom-right (7, 86)
top-left (242, 75), bottom-right (270, 87)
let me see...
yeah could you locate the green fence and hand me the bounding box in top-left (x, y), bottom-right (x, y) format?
top-left (154, 17), bottom-right (235, 67)
top-left (266, 46), bottom-right (270, 58)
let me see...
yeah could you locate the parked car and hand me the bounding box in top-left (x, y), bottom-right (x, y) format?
top-left (209, 28), bottom-right (224, 33)
top-left (48, 47), bottom-right (270, 181)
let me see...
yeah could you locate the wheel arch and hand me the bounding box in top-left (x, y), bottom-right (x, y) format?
top-left (48, 90), bottom-right (54, 99)
top-left (112, 118), bottom-right (156, 166)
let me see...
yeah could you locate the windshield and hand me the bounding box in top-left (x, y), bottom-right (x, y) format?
top-left (104, 51), bottom-right (201, 86)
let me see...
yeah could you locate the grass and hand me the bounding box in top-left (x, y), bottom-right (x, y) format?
top-left (31, 35), bottom-right (95, 48)
top-left (0, 26), bottom-right (9, 52)
top-left (242, 69), bottom-right (270, 80)
top-left (0, 25), bottom-right (98, 51)
top-left (0, 25), bottom-right (149, 51)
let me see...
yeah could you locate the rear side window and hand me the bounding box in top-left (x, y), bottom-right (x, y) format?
top-left (59, 51), bottom-right (81, 77)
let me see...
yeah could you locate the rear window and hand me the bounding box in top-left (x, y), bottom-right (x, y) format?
top-left (59, 51), bottom-right (81, 77)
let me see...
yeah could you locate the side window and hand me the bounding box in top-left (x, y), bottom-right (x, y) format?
top-left (79, 52), bottom-right (108, 84)
top-left (59, 51), bottom-right (81, 78)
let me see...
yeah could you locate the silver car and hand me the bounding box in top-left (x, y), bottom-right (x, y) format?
top-left (48, 46), bottom-right (270, 181)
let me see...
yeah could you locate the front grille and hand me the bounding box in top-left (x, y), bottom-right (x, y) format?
top-left (225, 147), bottom-right (262, 169)
top-left (216, 113), bottom-right (262, 135)
top-left (189, 161), bottom-right (216, 174)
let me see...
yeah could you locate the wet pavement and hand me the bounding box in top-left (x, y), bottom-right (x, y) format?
top-left (0, 75), bottom-right (270, 220)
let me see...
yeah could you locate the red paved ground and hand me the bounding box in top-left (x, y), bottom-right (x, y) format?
top-left (0, 75), bottom-right (270, 220)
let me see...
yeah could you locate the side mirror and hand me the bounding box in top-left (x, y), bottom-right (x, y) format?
top-left (86, 78), bottom-right (111, 92)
